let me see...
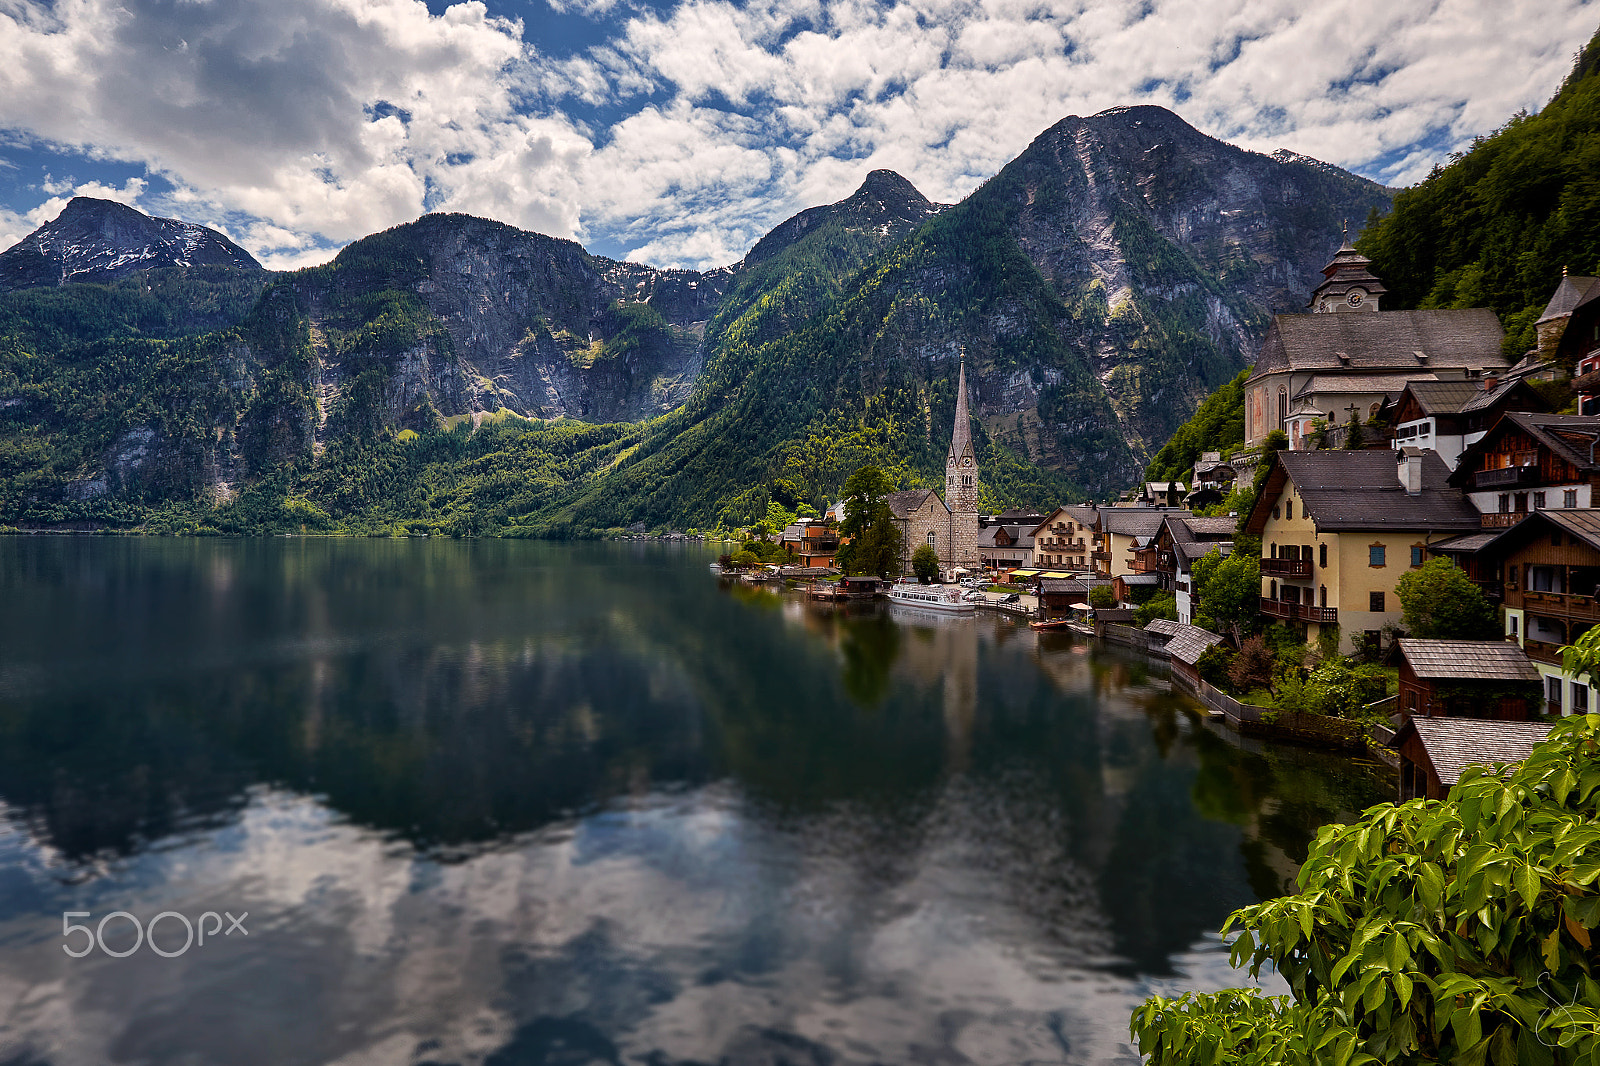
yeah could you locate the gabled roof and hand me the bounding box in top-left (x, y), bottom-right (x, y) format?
top-left (1167, 624), bottom-right (1224, 666)
top-left (1536, 275), bottom-right (1600, 325)
top-left (1396, 638), bottom-right (1541, 682)
top-left (1427, 531), bottom-right (1498, 554)
top-left (1245, 450), bottom-right (1480, 534)
top-left (1028, 504), bottom-right (1099, 538)
top-left (1101, 509), bottom-right (1183, 537)
top-left (1458, 375), bottom-right (1549, 416)
top-left (977, 524), bottom-right (1035, 549)
top-left (1038, 577), bottom-right (1109, 594)
top-left (1144, 618), bottom-right (1185, 638)
top-left (1249, 309), bottom-right (1506, 379)
top-left (1397, 380), bottom-right (1483, 417)
top-left (1449, 413), bottom-right (1600, 488)
top-left (1399, 718), bottom-right (1552, 787)
top-left (885, 489), bottom-right (945, 519)
top-left (1119, 572), bottom-right (1161, 586)
top-left (1481, 507), bottom-right (1600, 556)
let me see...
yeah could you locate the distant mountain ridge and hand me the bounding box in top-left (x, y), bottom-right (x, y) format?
top-left (0, 197), bottom-right (262, 292)
top-left (0, 107), bottom-right (1394, 532)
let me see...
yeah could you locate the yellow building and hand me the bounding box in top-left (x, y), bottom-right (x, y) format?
top-left (1097, 508), bottom-right (1184, 580)
top-left (1243, 449), bottom-right (1481, 655)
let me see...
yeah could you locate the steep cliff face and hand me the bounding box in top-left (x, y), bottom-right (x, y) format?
top-left (0, 197), bottom-right (262, 292)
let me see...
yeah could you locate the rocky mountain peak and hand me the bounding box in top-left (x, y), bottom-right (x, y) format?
top-left (741, 169), bottom-right (942, 268)
top-left (0, 196), bottom-right (262, 293)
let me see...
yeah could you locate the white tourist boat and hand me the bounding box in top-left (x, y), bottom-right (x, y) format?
top-left (887, 582), bottom-right (975, 613)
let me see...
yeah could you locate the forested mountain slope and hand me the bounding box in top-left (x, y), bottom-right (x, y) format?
top-left (1358, 25), bottom-right (1600, 355)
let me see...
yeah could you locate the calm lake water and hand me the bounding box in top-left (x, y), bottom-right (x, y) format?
top-left (0, 538), bottom-right (1387, 1066)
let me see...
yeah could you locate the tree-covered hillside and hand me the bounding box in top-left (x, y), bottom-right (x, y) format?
top-left (1358, 25), bottom-right (1600, 355)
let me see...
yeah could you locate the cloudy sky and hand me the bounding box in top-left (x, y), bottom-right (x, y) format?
top-left (0, 0), bottom-right (1594, 271)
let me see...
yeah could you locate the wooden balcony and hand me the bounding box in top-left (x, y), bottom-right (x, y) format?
top-left (1514, 591), bottom-right (1600, 623)
top-left (1261, 557), bottom-right (1312, 577)
top-left (1473, 465), bottom-right (1541, 489)
top-left (1091, 550), bottom-right (1111, 561)
top-left (1260, 599), bottom-right (1337, 624)
top-left (1523, 638), bottom-right (1565, 666)
top-left (1480, 511), bottom-right (1526, 528)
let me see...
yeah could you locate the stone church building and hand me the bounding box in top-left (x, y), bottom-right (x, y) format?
top-left (885, 361), bottom-right (982, 573)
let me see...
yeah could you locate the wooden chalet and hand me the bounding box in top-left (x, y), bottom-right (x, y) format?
top-left (779, 520), bottom-right (842, 568)
top-left (1477, 507), bottom-right (1600, 715)
top-left (1395, 717), bottom-right (1552, 801)
top-left (1388, 376), bottom-right (1548, 471)
top-left (1393, 638), bottom-right (1541, 721)
top-left (1447, 412), bottom-right (1600, 526)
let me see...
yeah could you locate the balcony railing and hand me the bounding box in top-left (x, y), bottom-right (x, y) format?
top-left (1260, 599), bottom-right (1338, 624)
top-left (1523, 638), bottom-right (1565, 666)
top-left (1513, 591), bottom-right (1600, 621)
top-left (1091, 550), bottom-right (1111, 561)
top-left (1473, 465), bottom-right (1541, 489)
top-left (1480, 512), bottom-right (1526, 528)
top-left (1261, 557), bottom-right (1312, 577)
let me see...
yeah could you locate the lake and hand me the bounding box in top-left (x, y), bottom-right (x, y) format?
top-left (0, 537), bottom-right (1387, 1065)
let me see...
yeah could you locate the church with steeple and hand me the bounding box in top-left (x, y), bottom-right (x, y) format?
top-left (885, 359), bottom-right (982, 573)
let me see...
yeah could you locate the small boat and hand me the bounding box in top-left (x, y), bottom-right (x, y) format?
top-left (1029, 617), bottom-right (1075, 630)
top-left (887, 582), bottom-right (975, 613)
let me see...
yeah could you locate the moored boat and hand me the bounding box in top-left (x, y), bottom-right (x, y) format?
top-left (887, 582), bottom-right (975, 613)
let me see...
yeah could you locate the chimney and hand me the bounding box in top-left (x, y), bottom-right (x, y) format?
top-left (1483, 373), bottom-right (1499, 391)
top-left (1397, 447), bottom-right (1424, 495)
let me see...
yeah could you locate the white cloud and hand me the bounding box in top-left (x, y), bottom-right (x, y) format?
top-left (0, 0), bottom-right (1594, 270)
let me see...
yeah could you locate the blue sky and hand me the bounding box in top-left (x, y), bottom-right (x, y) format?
top-left (0, 0), bottom-right (1594, 270)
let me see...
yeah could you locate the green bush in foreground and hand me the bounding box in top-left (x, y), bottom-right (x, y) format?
top-left (1132, 715), bottom-right (1600, 1065)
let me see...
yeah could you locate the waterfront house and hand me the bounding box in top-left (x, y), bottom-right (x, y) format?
top-left (1477, 507), bottom-right (1600, 715)
top-left (977, 523), bottom-right (1035, 570)
top-left (1447, 412), bottom-right (1600, 526)
top-left (1097, 508), bottom-right (1185, 581)
top-left (1038, 576), bottom-right (1111, 619)
top-left (1395, 717), bottom-right (1552, 801)
top-left (1165, 624), bottom-right (1225, 689)
top-left (1393, 638), bottom-right (1541, 721)
top-left (779, 520), bottom-right (842, 568)
top-left (1388, 376), bottom-right (1548, 470)
top-left (1132, 516), bottom-right (1236, 624)
top-left (1244, 449), bottom-right (1481, 655)
top-left (1243, 239), bottom-right (1508, 451)
top-left (1028, 505), bottom-right (1099, 571)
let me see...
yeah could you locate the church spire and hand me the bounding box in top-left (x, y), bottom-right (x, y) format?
top-left (948, 357), bottom-right (974, 464)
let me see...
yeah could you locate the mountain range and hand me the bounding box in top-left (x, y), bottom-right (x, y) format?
top-left (0, 105), bottom-right (1392, 533)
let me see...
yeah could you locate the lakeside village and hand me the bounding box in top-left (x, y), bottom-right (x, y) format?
top-left (716, 240), bottom-right (1600, 798)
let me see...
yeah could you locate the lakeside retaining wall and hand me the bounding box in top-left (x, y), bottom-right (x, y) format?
top-left (1170, 670), bottom-right (1368, 752)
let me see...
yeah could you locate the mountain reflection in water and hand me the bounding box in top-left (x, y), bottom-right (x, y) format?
top-left (0, 538), bottom-right (1386, 1065)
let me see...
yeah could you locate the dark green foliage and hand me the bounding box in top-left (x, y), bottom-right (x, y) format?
top-left (1089, 584), bottom-right (1116, 609)
top-left (1358, 27), bottom-right (1600, 357)
top-left (1132, 715), bottom-right (1600, 1065)
top-left (1146, 369), bottom-right (1249, 483)
top-left (838, 465), bottom-right (901, 577)
top-left (1396, 558), bottom-right (1501, 639)
top-left (1134, 592), bottom-right (1178, 626)
top-left (911, 543), bottom-right (940, 583)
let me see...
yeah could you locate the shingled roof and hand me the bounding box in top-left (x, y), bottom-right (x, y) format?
top-left (1294, 373), bottom-right (1439, 398)
top-left (1166, 624), bottom-right (1224, 666)
top-left (1401, 718), bottom-right (1553, 787)
top-left (1536, 275), bottom-right (1600, 325)
top-left (1249, 308), bottom-right (1506, 379)
top-left (885, 489), bottom-right (945, 519)
top-left (1245, 450), bottom-right (1480, 534)
top-left (1398, 380), bottom-right (1484, 416)
top-left (1396, 638), bottom-right (1541, 682)
top-left (1481, 507), bottom-right (1600, 556)
top-left (1101, 509), bottom-right (1183, 536)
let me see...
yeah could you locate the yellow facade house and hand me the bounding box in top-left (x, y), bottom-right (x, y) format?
top-left (1244, 448), bottom-right (1482, 655)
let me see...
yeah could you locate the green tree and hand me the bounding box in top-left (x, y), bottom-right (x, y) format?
top-left (1397, 558), bottom-right (1500, 639)
top-left (1343, 408), bottom-right (1365, 449)
top-left (1192, 548), bottom-right (1261, 646)
top-left (839, 465), bottom-right (901, 577)
top-left (1132, 715), bottom-right (1600, 1066)
top-left (1135, 592), bottom-right (1178, 626)
top-left (911, 543), bottom-right (941, 583)
top-left (1089, 584), bottom-right (1116, 609)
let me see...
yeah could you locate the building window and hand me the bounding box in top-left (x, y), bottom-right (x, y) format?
top-left (1320, 585), bottom-right (1328, 607)
top-left (1548, 676), bottom-right (1563, 710)
top-left (1411, 546), bottom-right (1424, 567)
top-left (1269, 580), bottom-right (1277, 599)
top-left (1285, 500), bottom-right (1293, 520)
top-left (1566, 490), bottom-right (1579, 508)
top-left (1534, 491), bottom-right (1547, 510)
top-left (1553, 531), bottom-right (1564, 547)
top-left (1369, 544), bottom-right (1386, 567)
top-left (927, 532), bottom-right (936, 546)
top-left (1510, 565), bottom-right (1519, 587)
top-left (1370, 590), bottom-right (1385, 612)
top-left (1510, 615), bottom-right (1519, 638)
top-left (1319, 543), bottom-right (1328, 568)
top-left (1516, 492), bottom-right (1528, 512)
top-left (1272, 505), bottom-right (1280, 520)
top-left (1573, 683), bottom-right (1589, 714)
top-left (1498, 494), bottom-right (1510, 514)
top-left (962, 475), bottom-right (973, 488)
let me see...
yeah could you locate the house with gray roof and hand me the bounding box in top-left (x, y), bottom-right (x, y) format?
top-left (1447, 412), bottom-right (1600, 520)
top-left (1244, 448), bottom-right (1480, 655)
top-left (1243, 241), bottom-right (1509, 451)
top-left (1388, 376), bottom-right (1549, 470)
top-left (1395, 717), bottom-right (1552, 801)
top-left (1394, 638), bottom-right (1541, 722)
